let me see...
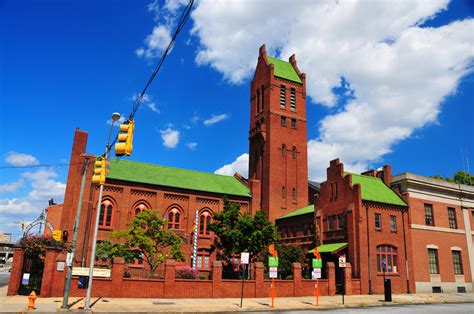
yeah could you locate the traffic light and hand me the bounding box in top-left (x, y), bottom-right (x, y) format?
top-left (115, 119), bottom-right (134, 157)
top-left (62, 230), bottom-right (69, 242)
top-left (91, 156), bottom-right (109, 185)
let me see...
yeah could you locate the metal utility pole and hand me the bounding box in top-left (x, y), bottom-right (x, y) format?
top-left (61, 156), bottom-right (91, 309)
top-left (84, 113), bottom-right (121, 310)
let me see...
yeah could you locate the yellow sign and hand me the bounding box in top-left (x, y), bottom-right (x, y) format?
top-left (52, 230), bottom-right (62, 242)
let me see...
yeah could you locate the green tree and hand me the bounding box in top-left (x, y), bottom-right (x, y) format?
top-left (106, 210), bottom-right (185, 275)
top-left (431, 170), bottom-right (473, 186)
top-left (209, 197), bottom-right (277, 264)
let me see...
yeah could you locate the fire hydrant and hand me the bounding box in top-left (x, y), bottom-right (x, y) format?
top-left (28, 291), bottom-right (37, 310)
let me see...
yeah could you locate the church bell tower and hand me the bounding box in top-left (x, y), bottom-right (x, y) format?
top-left (248, 45), bottom-right (309, 222)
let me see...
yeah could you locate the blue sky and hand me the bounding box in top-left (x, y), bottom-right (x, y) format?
top-left (1, 0), bottom-right (473, 240)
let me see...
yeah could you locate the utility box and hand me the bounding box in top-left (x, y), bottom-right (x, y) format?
top-left (384, 278), bottom-right (392, 302)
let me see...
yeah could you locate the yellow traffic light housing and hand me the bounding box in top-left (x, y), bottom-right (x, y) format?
top-left (115, 119), bottom-right (134, 157)
top-left (91, 156), bottom-right (109, 185)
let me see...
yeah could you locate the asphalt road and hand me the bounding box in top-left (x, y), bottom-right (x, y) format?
top-left (282, 303), bottom-right (474, 313)
top-left (0, 272), bottom-right (10, 287)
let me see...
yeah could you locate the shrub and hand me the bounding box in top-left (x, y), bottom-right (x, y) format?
top-left (175, 266), bottom-right (199, 279)
top-left (199, 275), bottom-right (207, 280)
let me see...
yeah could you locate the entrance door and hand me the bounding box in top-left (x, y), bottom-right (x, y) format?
top-left (18, 252), bottom-right (44, 295)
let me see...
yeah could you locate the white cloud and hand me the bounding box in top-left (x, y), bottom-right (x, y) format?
top-left (187, 0), bottom-right (473, 180)
top-left (0, 179), bottom-right (24, 194)
top-left (160, 126), bottom-right (180, 148)
top-left (185, 142), bottom-right (198, 150)
top-left (203, 113), bottom-right (230, 126)
top-left (137, 25), bottom-right (172, 60)
top-left (214, 153), bottom-right (249, 177)
top-left (0, 167), bottom-right (66, 215)
top-left (5, 152), bottom-right (39, 167)
top-left (147, 102), bottom-right (160, 114)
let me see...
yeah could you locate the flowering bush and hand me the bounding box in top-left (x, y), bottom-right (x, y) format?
top-left (175, 266), bottom-right (199, 279)
top-left (19, 234), bottom-right (69, 256)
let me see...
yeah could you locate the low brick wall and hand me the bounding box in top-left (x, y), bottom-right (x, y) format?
top-left (9, 248), bottom-right (337, 298)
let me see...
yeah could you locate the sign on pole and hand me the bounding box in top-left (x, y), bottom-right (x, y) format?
top-left (268, 256), bottom-right (279, 267)
top-left (269, 267), bottom-right (278, 279)
top-left (66, 252), bottom-right (73, 266)
top-left (339, 255), bottom-right (346, 268)
top-left (312, 268), bottom-right (321, 280)
top-left (241, 252), bottom-right (250, 264)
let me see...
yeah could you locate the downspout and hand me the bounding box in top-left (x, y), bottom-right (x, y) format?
top-left (366, 204), bottom-right (372, 294)
top-left (402, 208), bottom-right (410, 293)
top-left (81, 180), bottom-right (95, 266)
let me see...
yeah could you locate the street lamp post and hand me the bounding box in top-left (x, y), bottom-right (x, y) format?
top-left (84, 112), bottom-right (121, 310)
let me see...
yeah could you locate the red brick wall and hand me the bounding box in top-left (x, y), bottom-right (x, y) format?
top-left (249, 45), bottom-right (308, 222)
top-left (15, 256), bottom-right (336, 298)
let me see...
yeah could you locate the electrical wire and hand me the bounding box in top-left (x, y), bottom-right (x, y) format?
top-left (105, 0), bottom-right (194, 156)
top-left (0, 162), bottom-right (83, 170)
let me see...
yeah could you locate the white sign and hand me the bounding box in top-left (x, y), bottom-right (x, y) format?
top-left (57, 262), bottom-right (65, 272)
top-left (72, 267), bottom-right (111, 278)
top-left (241, 252), bottom-right (250, 264)
top-left (66, 252), bottom-right (73, 266)
top-left (269, 267), bottom-right (278, 279)
top-left (338, 255), bottom-right (346, 268)
top-left (22, 273), bottom-right (30, 285)
top-left (312, 268), bottom-right (322, 279)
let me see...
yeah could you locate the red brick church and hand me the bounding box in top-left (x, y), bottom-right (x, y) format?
top-left (9, 45), bottom-right (474, 297)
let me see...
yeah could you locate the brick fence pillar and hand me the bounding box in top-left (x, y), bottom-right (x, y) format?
top-left (327, 262), bottom-right (336, 296)
top-left (164, 259), bottom-right (176, 298)
top-left (292, 262), bottom-right (302, 296)
top-left (211, 260), bottom-right (222, 298)
top-left (344, 263), bottom-right (352, 295)
top-left (7, 248), bottom-right (24, 296)
top-left (111, 257), bottom-right (125, 297)
top-left (254, 262), bottom-right (264, 297)
top-left (40, 249), bottom-right (61, 297)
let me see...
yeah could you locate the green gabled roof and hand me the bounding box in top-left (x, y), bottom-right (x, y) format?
top-left (107, 159), bottom-right (250, 197)
top-left (276, 204), bottom-right (314, 220)
top-left (348, 173), bottom-right (407, 207)
top-left (267, 56), bottom-right (302, 84)
top-left (308, 242), bottom-right (348, 254)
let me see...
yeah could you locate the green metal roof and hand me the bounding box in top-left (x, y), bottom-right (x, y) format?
top-left (107, 159), bottom-right (250, 197)
top-left (349, 173), bottom-right (407, 206)
top-left (276, 204), bottom-right (314, 220)
top-left (267, 56), bottom-right (302, 84)
top-left (308, 242), bottom-right (348, 254)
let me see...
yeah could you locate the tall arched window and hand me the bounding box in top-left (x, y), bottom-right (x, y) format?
top-left (167, 207), bottom-right (182, 230)
top-left (376, 245), bottom-right (398, 273)
top-left (99, 199), bottom-right (113, 229)
top-left (281, 186), bottom-right (286, 198)
top-left (292, 146), bottom-right (297, 159)
top-left (281, 144), bottom-right (286, 157)
top-left (261, 85), bottom-right (264, 110)
top-left (134, 203), bottom-right (148, 216)
top-left (292, 187), bottom-right (296, 199)
top-left (199, 210), bottom-right (212, 236)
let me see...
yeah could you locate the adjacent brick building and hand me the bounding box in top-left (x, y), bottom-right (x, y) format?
top-left (392, 173), bottom-right (474, 293)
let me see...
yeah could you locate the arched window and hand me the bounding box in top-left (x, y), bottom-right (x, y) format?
top-left (261, 85), bottom-right (264, 110)
top-left (99, 199), bottom-right (113, 229)
top-left (199, 210), bottom-right (212, 236)
top-left (134, 203), bottom-right (148, 216)
top-left (376, 245), bottom-right (398, 273)
top-left (281, 144), bottom-right (286, 157)
top-left (292, 146), bottom-right (297, 159)
top-left (292, 187), bottom-right (296, 199)
top-left (281, 186), bottom-right (286, 198)
top-left (167, 207), bottom-right (182, 230)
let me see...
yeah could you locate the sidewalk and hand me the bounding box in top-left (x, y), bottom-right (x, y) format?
top-left (1, 286), bottom-right (473, 313)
